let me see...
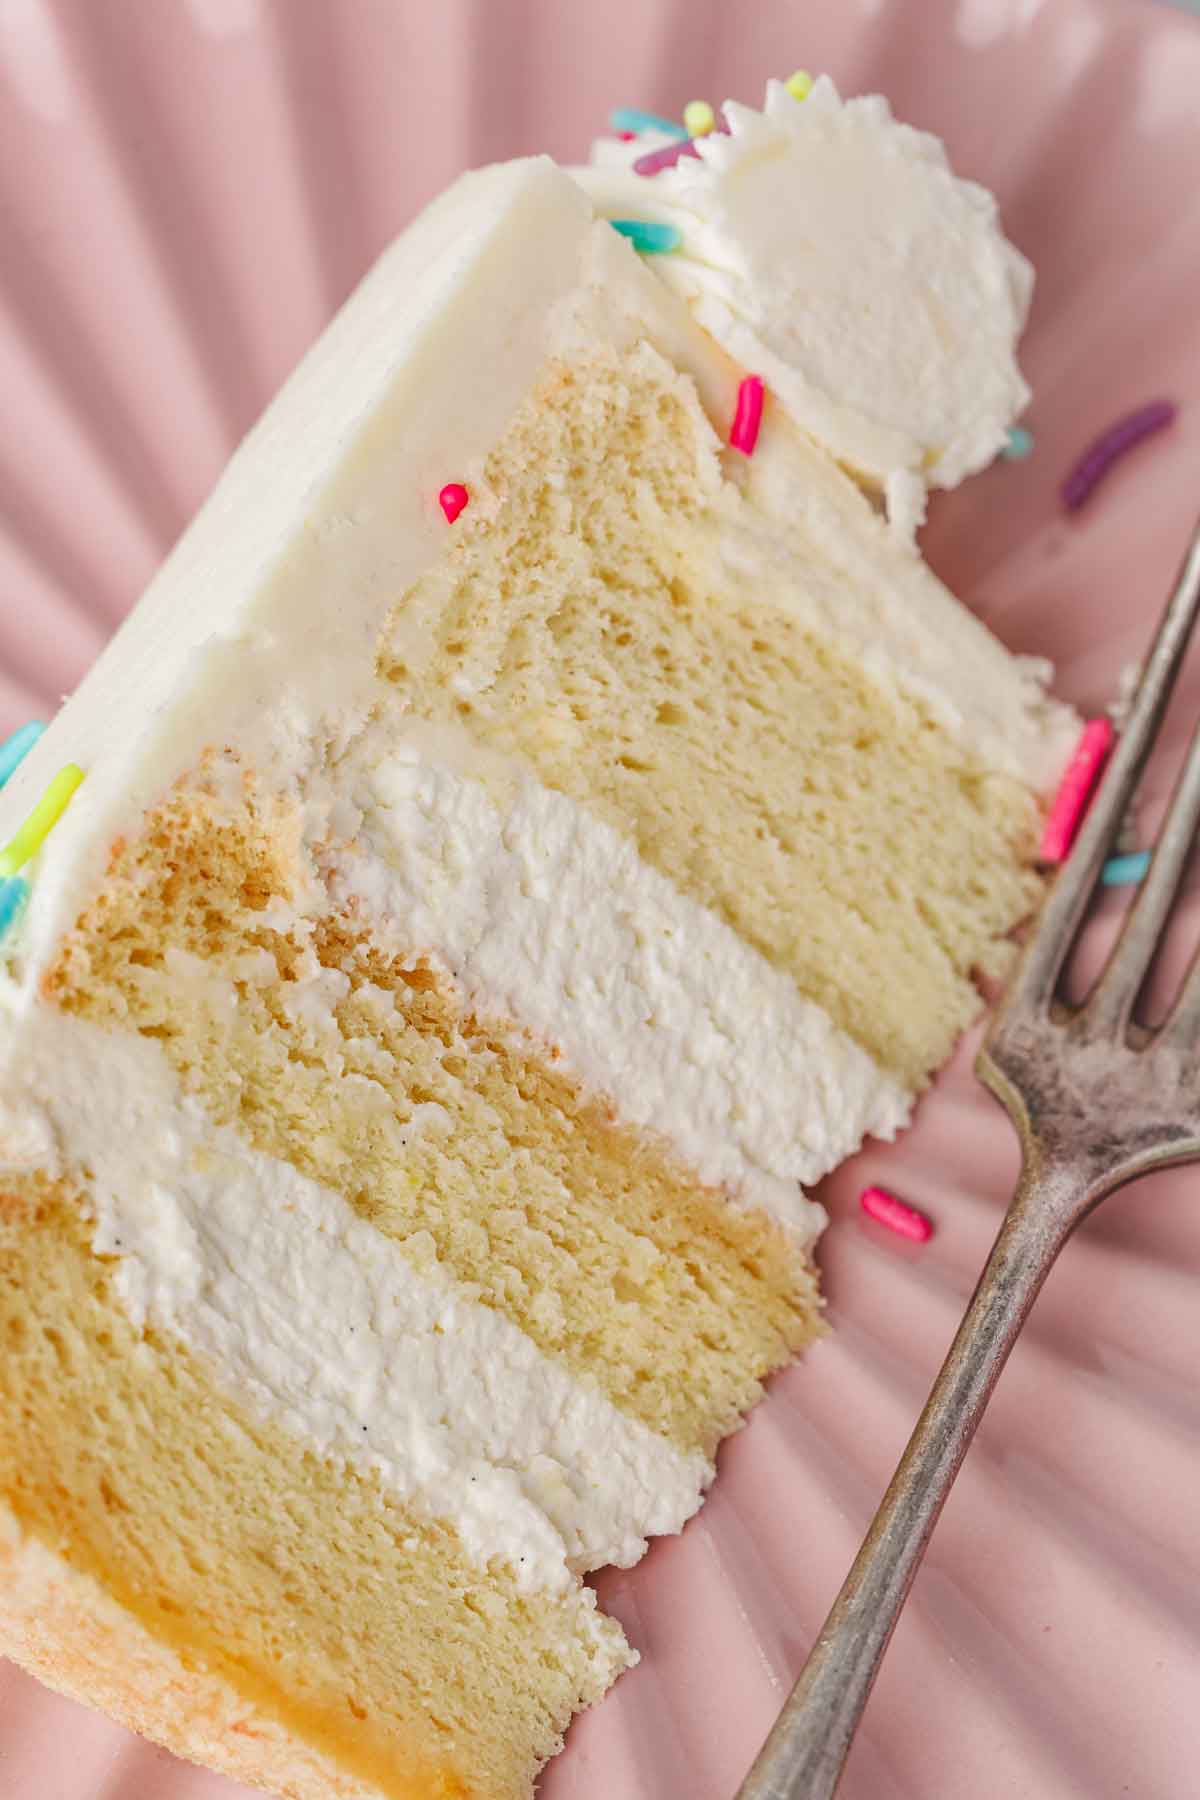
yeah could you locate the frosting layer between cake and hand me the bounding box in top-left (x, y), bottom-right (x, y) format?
top-left (0, 990), bottom-right (709, 1594)
top-left (324, 729), bottom-right (904, 1234)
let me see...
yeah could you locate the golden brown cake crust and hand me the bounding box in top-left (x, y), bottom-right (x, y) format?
top-left (0, 1177), bottom-right (625, 1800)
top-left (0, 1504), bottom-right (417, 1800)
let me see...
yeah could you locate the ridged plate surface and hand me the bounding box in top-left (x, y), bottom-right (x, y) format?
top-left (1, 1), bottom-right (1199, 1796)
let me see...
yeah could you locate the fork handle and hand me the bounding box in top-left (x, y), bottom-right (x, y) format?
top-left (738, 1157), bottom-right (1087, 1800)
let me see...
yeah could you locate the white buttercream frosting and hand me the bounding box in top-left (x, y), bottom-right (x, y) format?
top-left (575, 77), bottom-right (1034, 533)
top-left (0, 158), bottom-right (602, 983)
top-left (316, 726), bottom-right (907, 1240)
top-left (0, 992), bottom-right (708, 1595)
top-left (0, 153), bottom-right (1066, 992)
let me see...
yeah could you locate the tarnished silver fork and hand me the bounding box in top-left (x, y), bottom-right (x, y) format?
top-left (739, 519), bottom-right (1200, 1800)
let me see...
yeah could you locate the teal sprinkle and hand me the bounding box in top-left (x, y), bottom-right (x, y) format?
top-left (0, 876), bottom-right (28, 941)
top-left (0, 721), bottom-right (44, 789)
top-left (609, 107), bottom-right (689, 139)
top-left (1101, 850), bottom-right (1151, 887)
top-left (610, 219), bottom-right (682, 255)
top-left (1003, 425), bottom-right (1035, 460)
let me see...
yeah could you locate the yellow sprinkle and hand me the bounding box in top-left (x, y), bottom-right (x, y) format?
top-left (785, 69), bottom-right (814, 101)
top-left (0, 764), bottom-right (84, 876)
top-left (683, 99), bottom-right (715, 137)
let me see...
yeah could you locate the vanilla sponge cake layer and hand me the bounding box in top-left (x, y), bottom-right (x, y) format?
top-left (379, 339), bottom-right (1046, 1089)
top-left (44, 779), bottom-right (823, 1471)
top-left (0, 1182), bottom-right (625, 1800)
top-left (11, 998), bottom-right (717, 1581)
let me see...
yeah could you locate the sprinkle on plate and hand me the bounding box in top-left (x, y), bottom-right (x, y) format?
top-left (860, 1186), bottom-right (933, 1243)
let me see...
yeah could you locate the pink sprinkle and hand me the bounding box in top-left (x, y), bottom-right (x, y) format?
top-left (860, 1186), bottom-right (933, 1244)
top-left (1061, 400), bottom-right (1177, 512)
top-left (634, 136), bottom-right (702, 176)
top-left (729, 376), bottom-right (764, 455)
top-left (617, 129), bottom-right (636, 141)
top-left (634, 114), bottom-right (729, 177)
top-left (1039, 716), bottom-right (1115, 863)
top-left (439, 482), bottom-right (469, 524)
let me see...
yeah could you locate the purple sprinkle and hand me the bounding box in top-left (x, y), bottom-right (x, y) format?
top-left (634, 113), bottom-right (730, 177)
top-left (1061, 400), bottom-right (1178, 512)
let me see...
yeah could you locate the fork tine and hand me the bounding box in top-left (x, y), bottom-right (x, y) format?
top-left (1161, 924), bottom-right (1200, 1045)
top-left (1084, 713), bottom-right (1200, 1037)
top-left (1004, 517), bottom-right (1200, 1016)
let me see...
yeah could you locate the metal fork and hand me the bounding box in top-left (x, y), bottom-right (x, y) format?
top-left (739, 519), bottom-right (1200, 1800)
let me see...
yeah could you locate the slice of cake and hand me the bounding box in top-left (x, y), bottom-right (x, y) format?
top-left (0, 83), bottom-right (1075, 1800)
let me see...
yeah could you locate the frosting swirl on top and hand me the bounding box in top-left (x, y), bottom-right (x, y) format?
top-left (575, 77), bottom-right (1033, 538)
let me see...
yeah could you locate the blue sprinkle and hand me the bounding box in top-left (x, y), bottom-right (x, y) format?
top-left (0, 876), bottom-right (29, 941)
top-left (610, 219), bottom-right (682, 255)
top-left (0, 721), bottom-right (45, 789)
top-left (1101, 850), bottom-right (1151, 887)
top-left (1002, 425), bottom-right (1035, 460)
top-left (609, 107), bottom-right (689, 139)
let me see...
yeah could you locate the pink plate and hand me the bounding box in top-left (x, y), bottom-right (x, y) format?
top-left (2, 1), bottom-right (1200, 1795)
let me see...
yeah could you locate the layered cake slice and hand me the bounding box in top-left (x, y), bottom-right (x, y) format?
top-left (0, 84), bottom-right (1075, 1800)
